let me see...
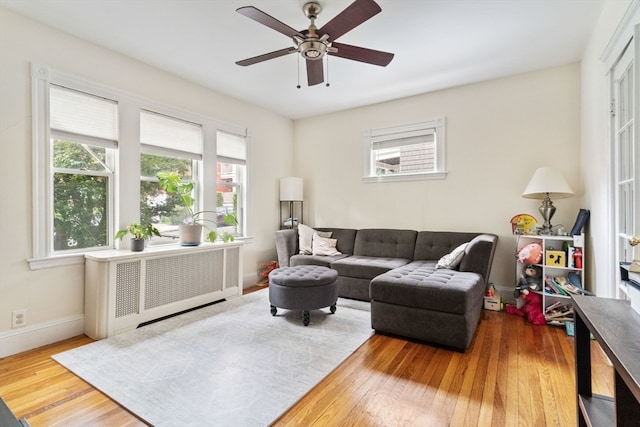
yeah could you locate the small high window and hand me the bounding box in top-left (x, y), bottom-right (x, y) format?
top-left (363, 118), bottom-right (446, 182)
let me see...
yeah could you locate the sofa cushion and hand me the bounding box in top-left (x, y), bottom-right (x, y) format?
top-left (314, 228), bottom-right (357, 255)
top-left (370, 261), bottom-right (484, 315)
top-left (312, 233), bottom-right (341, 256)
top-left (436, 242), bottom-right (468, 269)
top-left (413, 231), bottom-right (480, 261)
top-left (298, 224), bottom-right (331, 255)
top-left (331, 255), bottom-right (411, 280)
top-left (353, 229), bottom-right (417, 259)
top-left (290, 253), bottom-right (349, 268)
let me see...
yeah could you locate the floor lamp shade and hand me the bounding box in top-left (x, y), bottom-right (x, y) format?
top-left (522, 167), bottom-right (574, 234)
top-left (280, 177), bottom-right (303, 201)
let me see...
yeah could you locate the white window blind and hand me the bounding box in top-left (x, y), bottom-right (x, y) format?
top-left (218, 131), bottom-right (246, 164)
top-left (50, 85), bottom-right (118, 146)
top-left (140, 110), bottom-right (203, 159)
top-left (371, 129), bottom-right (435, 150)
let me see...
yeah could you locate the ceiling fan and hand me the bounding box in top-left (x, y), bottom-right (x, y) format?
top-left (235, 0), bottom-right (394, 87)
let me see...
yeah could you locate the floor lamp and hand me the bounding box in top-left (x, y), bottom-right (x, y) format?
top-left (280, 177), bottom-right (303, 228)
top-left (522, 167), bottom-right (574, 235)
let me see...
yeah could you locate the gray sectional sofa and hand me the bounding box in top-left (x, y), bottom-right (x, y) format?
top-left (274, 227), bottom-right (498, 351)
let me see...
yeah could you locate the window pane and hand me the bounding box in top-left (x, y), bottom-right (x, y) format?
top-left (140, 153), bottom-right (196, 243)
top-left (140, 153), bottom-right (192, 180)
top-left (374, 141), bottom-right (435, 175)
top-left (53, 172), bottom-right (108, 250)
top-left (217, 161), bottom-right (243, 235)
top-left (53, 139), bottom-right (106, 171)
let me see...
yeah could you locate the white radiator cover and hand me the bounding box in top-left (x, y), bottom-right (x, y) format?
top-left (85, 242), bottom-right (243, 339)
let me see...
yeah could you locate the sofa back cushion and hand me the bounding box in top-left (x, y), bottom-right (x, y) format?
top-left (353, 229), bottom-right (417, 259)
top-left (315, 228), bottom-right (357, 255)
top-left (413, 231), bottom-right (480, 261)
top-left (459, 233), bottom-right (498, 282)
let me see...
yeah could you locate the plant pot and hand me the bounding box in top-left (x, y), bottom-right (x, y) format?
top-left (179, 224), bottom-right (203, 246)
top-left (130, 238), bottom-right (145, 252)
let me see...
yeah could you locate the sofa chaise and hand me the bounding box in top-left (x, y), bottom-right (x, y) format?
top-left (275, 227), bottom-right (498, 351)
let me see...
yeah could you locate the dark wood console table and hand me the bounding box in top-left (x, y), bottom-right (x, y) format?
top-left (572, 295), bottom-right (640, 426)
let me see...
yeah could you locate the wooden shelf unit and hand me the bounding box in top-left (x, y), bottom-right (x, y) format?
top-left (573, 295), bottom-right (640, 426)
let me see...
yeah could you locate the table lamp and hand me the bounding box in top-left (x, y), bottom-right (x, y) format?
top-left (522, 167), bottom-right (574, 235)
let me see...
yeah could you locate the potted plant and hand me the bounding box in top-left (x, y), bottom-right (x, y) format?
top-left (157, 171), bottom-right (237, 245)
top-left (115, 222), bottom-right (161, 251)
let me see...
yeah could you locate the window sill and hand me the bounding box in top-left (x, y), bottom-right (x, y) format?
top-left (28, 254), bottom-right (86, 271)
top-left (28, 237), bottom-right (254, 270)
top-left (362, 171), bottom-right (447, 183)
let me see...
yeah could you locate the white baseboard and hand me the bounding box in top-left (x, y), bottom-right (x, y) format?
top-left (243, 272), bottom-right (259, 289)
top-left (0, 315), bottom-right (84, 358)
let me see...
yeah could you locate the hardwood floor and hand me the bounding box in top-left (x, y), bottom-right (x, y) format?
top-left (0, 298), bottom-right (613, 426)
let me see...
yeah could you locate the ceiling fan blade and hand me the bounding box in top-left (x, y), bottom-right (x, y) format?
top-left (307, 59), bottom-right (324, 86)
top-left (236, 6), bottom-right (304, 39)
top-left (318, 0), bottom-right (381, 41)
top-left (329, 42), bottom-right (394, 66)
top-left (236, 47), bottom-right (297, 67)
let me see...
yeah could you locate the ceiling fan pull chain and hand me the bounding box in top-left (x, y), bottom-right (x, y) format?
top-left (326, 55), bottom-right (330, 87)
top-left (297, 54), bottom-right (301, 89)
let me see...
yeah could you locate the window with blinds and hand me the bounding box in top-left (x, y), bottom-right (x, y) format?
top-left (139, 110), bottom-right (203, 243)
top-left (50, 85), bottom-right (117, 252)
top-left (363, 118), bottom-right (446, 182)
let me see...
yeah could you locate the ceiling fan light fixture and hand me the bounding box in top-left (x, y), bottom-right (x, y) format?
top-left (299, 39), bottom-right (327, 60)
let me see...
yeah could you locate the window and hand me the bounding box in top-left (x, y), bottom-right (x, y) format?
top-left (363, 118), bottom-right (446, 182)
top-left (217, 131), bottom-right (246, 237)
top-left (613, 40), bottom-right (637, 299)
top-left (139, 110), bottom-right (202, 244)
top-left (49, 85), bottom-right (117, 253)
top-left (31, 64), bottom-right (250, 269)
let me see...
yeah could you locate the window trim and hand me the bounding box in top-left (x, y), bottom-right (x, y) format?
top-left (362, 118), bottom-right (447, 183)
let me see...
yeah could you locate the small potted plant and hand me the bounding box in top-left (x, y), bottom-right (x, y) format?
top-left (157, 171), bottom-right (236, 245)
top-left (115, 222), bottom-right (161, 251)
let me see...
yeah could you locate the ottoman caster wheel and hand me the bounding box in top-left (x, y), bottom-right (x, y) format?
top-left (330, 304), bottom-right (337, 314)
top-left (270, 305), bottom-right (277, 316)
top-left (302, 310), bottom-right (310, 326)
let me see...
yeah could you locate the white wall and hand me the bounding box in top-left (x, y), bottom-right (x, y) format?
top-left (580, 0), bottom-right (636, 298)
top-left (0, 7), bottom-right (293, 356)
top-left (293, 64), bottom-right (583, 291)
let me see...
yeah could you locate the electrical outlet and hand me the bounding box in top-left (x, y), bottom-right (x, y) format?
top-left (12, 309), bottom-right (27, 328)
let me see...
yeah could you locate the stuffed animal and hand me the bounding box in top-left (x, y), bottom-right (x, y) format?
top-left (517, 242), bottom-right (543, 265)
top-left (506, 290), bottom-right (546, 325)
top-left (518, 264), bottom-right (542, 291)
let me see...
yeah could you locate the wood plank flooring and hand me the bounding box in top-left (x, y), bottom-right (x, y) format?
top-left (0, 297), bottom-right (613, 426)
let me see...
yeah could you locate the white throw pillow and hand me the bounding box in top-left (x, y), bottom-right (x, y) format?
top-left (436, 242), bottom-right (469, 269)
top-left (312, 233), bottom-right (342, 256)
top-left (298, 224), bottom-right (331, 255)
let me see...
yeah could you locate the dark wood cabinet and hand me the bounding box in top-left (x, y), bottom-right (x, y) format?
top-left (572, 295), bottom-right (640, 426)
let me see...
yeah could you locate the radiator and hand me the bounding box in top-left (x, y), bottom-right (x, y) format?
top-left (84, 242), bottom-right (243, 339)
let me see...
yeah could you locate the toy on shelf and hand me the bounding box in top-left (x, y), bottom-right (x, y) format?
top-left (517, 242), bottom-right (543, 265)
top-left (510, 213), bottom-right (538, 235)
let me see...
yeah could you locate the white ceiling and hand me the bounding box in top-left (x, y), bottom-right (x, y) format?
top-left (1, 0), bottom-right (604, 120)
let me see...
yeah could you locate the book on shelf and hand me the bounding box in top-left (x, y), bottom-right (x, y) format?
top-left (544, 276), bottom-right (586, 296)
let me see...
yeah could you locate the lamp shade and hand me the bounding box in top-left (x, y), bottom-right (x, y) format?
top-left (280, 177), bottom-right (303, 201)
top-left (522, 167), bottom-right (574, 199)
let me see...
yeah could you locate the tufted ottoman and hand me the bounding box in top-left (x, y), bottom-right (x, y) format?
top-left (268, 265), bottom-right (339, 326)
top-left (370, 260), bottom-right (486, 351)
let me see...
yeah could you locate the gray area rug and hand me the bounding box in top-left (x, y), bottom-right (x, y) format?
top-left (53, 289), bottom-right (372, 426)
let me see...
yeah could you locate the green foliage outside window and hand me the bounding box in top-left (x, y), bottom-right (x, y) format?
top-left (53, 140), bottom-right (109, 251)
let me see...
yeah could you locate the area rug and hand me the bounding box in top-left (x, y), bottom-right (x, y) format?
top-left (53, 289), bottom-right (372, 426)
